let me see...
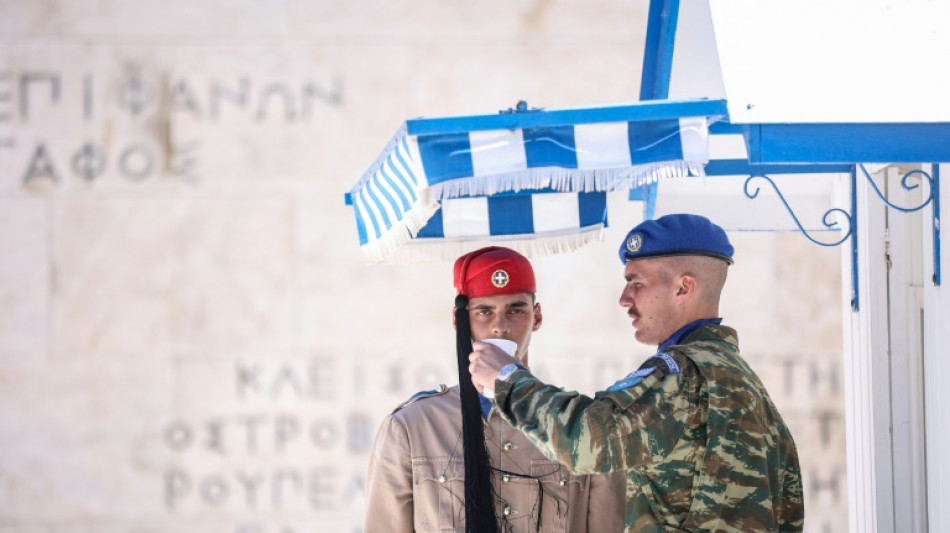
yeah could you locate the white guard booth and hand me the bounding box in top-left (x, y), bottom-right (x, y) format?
top-left (675, 2), bottom-right (950, 532)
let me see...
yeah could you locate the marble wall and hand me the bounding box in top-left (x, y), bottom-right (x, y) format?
top-left (0, 1), bottom-right (846, 532)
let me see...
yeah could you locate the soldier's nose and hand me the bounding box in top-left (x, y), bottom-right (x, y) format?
top-left (492, 318), bottom-right (511, 335)
top-left (619, 290), bottom-right (632, 308)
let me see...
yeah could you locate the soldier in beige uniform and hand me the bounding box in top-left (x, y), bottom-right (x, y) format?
top-left (364, 247), bottom-right (625, 533)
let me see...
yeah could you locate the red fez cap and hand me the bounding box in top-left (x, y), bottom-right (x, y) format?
top-left (454, 247), bottom-right (536, 297)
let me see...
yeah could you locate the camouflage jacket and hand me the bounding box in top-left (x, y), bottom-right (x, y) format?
top-left (493, 325), bottom-right (804, 532)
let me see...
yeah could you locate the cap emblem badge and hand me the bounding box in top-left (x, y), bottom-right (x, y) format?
top-left (491, 269), bottom-right (510, 288)
top-left (626, 234), bottom-right (642, 253)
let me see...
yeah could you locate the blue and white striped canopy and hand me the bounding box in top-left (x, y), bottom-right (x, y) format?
top-left (348, 108), bottom-right (710, 263)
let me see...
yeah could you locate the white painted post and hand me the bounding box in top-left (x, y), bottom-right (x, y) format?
top-left (843, 166), bottom-right (893, 533)
top-left (884, 166), bottom-right (928, 532)
top-left (923, 163), bottom-right (950, 532)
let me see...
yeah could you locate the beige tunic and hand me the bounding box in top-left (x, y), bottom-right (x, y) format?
top-left (364, 385), bottom-right (626, 533)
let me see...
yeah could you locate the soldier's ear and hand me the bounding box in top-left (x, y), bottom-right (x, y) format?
top-left (532, 303), bottom-right (543, 331)
top-left (452, 307), bottom-right (458, 330)
top-left (676, 275), bottom-right (697, 297)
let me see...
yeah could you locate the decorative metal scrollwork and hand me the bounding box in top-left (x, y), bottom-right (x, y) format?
top-left (743, 174), bottom-right (853, 247)
top-left (858, 164), bottom-right (935, 212)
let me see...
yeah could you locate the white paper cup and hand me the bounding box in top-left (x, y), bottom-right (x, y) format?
top-left (482, 338), bottom-right (517, 356)
top-left (480, 338), bottom-right (517, 399)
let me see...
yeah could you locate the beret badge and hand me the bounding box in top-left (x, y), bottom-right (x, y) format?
top-left (491, 269), bottom-right (510, 288)
top-left (626, 234), bottom-right (643, 253)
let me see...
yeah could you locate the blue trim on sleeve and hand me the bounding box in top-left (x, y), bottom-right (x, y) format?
top-left (479, 393), bottom-right (493, 420)
top-left (607, 366), bottom-right (657, 392)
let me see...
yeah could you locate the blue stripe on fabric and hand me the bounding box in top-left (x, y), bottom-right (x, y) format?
top-left (416, 206), bottom-right (445, 238)
top-left (416, 132), bottom-right (474, 184)
top-left (488, 195), bottom-right (534, 236)
top-left (371, 176), bottom-right (403, 225)
top-left (388, 158), bottom-right (418, 203)
top-left (383, 148), bottom-right (415, 201)
top-left (627, 119), bottom-right (683, 164)
top-left (578, 191), bottom-right (608, 227)
top-left (352, 197), bottom-right (369, 245)
top-left (355, 191), bottom-right (382, 241)
top-left (363, 180), bottom-right (394, 231)
top-left (380, 164), bottom-right (412, 211)
top-left (523, 126), bottom-right (578, 169)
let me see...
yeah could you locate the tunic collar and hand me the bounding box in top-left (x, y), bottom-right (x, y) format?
top-left (658, 317), bottom-right (723, 351)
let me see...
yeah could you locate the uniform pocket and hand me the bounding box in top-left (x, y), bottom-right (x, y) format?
top-left (412, 457), bottom-right (465, 531)
top-left (526, 459), bottom-right (580, 533)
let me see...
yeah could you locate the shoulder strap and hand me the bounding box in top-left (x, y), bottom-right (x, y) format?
top-left (638, 351), bottom-right (682, 378)
top-left (392, 383), bottom-right (449, 413)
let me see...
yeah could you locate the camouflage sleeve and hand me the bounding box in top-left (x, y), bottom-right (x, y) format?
top-left (780, 459), bottom-right (805, 531)
top-left (493, 366), bottom-right (694, 475)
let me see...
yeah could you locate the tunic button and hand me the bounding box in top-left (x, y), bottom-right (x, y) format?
top-left (502, 442), bottom-right (513, 452)
top-left (438, 475), bottom-right (446, 483)
top-left (502, 474), bottom-right (510, 483)
top-left (559, 478), bottom-right (567, 486)
top-left (503, 506), bottom-right (512, 516)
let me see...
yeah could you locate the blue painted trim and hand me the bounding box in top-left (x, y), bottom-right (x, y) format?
top-left (747, 123), bottom-right (950, 163)
top-left (858, 164), bottom-right (935, 213)
top-left (934, 164), bottom-right (942, 286)
top-left (628, 182), bottom-right (658, 219)
top-left (640, 0), bottom-right (680, 101)
top-left (744, 175), bottom-right (852, 247)
top-left (709, 121), bottom-right (746, 135)
top-left (405, 99), bottom-right (728, 135)
top-left (705, 159), bottom-right (852, 176)
top-left (851, 166), bottom-right (859, 311)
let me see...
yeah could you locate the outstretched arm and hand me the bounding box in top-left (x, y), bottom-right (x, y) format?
top-left (486, 366), bottom-right (691, 475)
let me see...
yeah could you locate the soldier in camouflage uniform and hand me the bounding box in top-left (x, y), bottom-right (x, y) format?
top-left (469, 214), bottom-right (805, 532)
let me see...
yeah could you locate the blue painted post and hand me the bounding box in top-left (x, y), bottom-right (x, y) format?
top-left (851, 165), bottom-right (860, 311)
top-left (639, 0), bottom-right (681, 101)
top-left (933, 164), bottom-right (941, 286)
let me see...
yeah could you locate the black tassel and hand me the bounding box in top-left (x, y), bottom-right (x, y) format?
top-left (455, 294), bottom-right (501, 533)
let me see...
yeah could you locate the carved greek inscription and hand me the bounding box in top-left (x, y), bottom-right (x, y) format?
top-left (4, 69), bottom-right (344, 187)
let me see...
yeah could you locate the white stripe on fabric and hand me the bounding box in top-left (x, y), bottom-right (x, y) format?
top-left (532, 193), bottom-right (580, 233)
top-left (440, 197), bottom-right (490, 238)
top-left (357, 185), bottom-right (387, 235)
top-left (380, 161), bottom-right (413, 207)
top-left (469, 129), bottom-right (528, 178)
top-left (383, 146), bottom-right (416, 201)
top-left (355, 189), bottom-right (383, 239)
top-left (388, 148), bottom-right (419, 202)
top-left (366, 173), bottom-right (401, 229)
top-left (394, 137), bottom-right (422, 189)
top-left (573, 122), bottom-right (633, 169)
top-left (376, 165), bottom-right (410, 213)
top-left (678, 117), bottom-right (710, 165)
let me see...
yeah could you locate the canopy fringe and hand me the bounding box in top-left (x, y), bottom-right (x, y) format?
top-left (364, 225), bottom-right (607, 264)
top-left (427, 161), bottom-right (704, 200)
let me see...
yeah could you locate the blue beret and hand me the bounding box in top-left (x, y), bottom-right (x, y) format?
top-left (618, 213), bottom-right (734, 265)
